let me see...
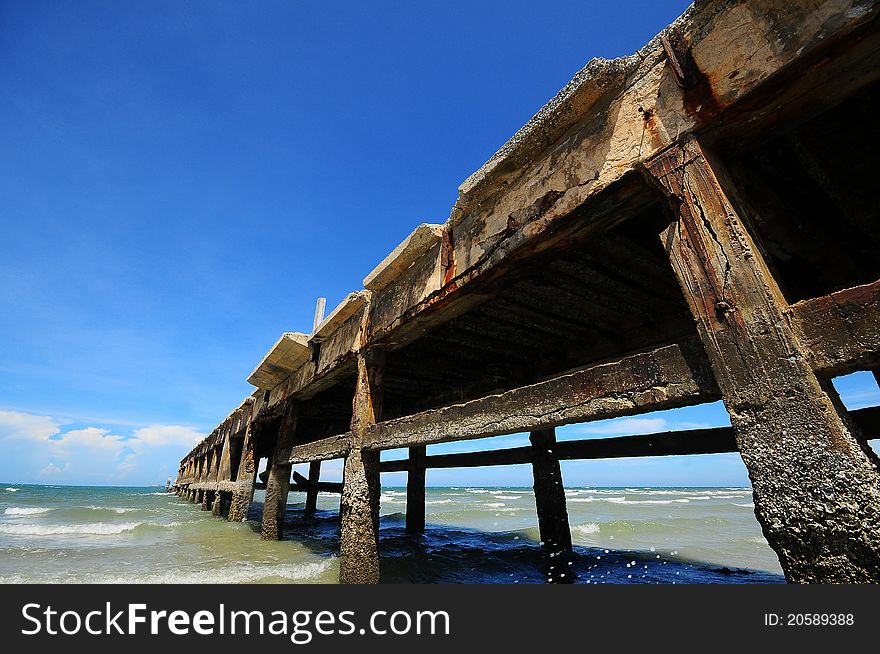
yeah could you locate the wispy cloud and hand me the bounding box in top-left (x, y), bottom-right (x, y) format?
top-left (566, 416), bottom-right (713, 438)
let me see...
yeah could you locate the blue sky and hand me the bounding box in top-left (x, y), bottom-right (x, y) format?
top-left (1, 1), bottom-right (877, 487)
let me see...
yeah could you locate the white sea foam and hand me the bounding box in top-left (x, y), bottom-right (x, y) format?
top-left (424, 499), bottom-right (454, 505)
top-left (0, 522), bottom-right (144, 536)
top-left (734, 503), bottom-right (755, 508)
top-left (618, 499), bottom-right (691, 505)
top-left (484, 502), bottom-right (506, 508)
top-left (0, 521), bottom-right (184, 536)
top-left (491, 495), bottom-right (520, 500)
top-left (465, 489), bottom-right (490, 494)
top-left (83, 506), bottom-right (140, 513)
top-left (4, 488), bottom-right (20, 492)
top-left (571, 523), bottom-right (600, 536)
top-left (0, 558), bottom-right (335, 585)
top-left (4, 507), bottom-right (52, 516)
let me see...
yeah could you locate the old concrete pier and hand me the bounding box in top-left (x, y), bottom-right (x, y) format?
top-left (171, 0), bottom-right (880, 584)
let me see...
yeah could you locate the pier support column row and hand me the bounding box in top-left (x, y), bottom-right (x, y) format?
top-left (340, 347), bottom-right (384, 584)
top-left (530, 428), bottom-right (574, 583)
top-left (644, 137), bottom-right (880, 582)
top-left (261, 401), bottom-right (298, 540)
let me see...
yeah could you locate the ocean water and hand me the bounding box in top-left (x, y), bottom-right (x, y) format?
top-left (0, 484), bottom-right (784, 584)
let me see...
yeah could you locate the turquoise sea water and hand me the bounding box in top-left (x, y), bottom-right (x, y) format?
top-left (0, 484), bottom-right (783, 583)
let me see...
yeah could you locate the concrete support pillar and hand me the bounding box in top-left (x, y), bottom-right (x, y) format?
top-left (201, 490), bottom-right (214, 511)
top-left (644, 137), bottom-right (880, 582)
top-left (406, 446), bottom-right (426, 534)
top-left (217, 430), bottom-right (234, 482)
top-left (211, 491), bottom-right (223, 516)
top-left (229, 424), bottom-right (258, 522)
top-left (341, 448), bottom-right (381, 584)
top-left (261, 401), bottom-right (298, 540)
top-left (304, 461), bottom-right (321, 515)
top-left (530, 428), bottom-right (574, 583)
top-left (340, 347), bottom-right (384, 584)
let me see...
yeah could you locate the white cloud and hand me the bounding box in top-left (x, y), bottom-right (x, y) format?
top-left (0, 410), bottom-right (60, 441)
top-left (0, 409), bottom-right (205, 485)
top-left (51, 427), bottom-right (127, 451)
top-left (131, 425), bottom-right (203, 448)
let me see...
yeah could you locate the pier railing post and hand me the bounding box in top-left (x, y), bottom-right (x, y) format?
top-left (643, 137), bottom-right (880, 582)
top-left (406, 445), bottom-right (426, 534)
top-left (530, 428), bottom-right (574, 583)
top-left (340, 345), bottom-right (384, 584)
top-left (228, 423), bottom-right (258, 522)
top-left (261, 401), bottom-right (298, 540)
top-left (304, 460), bottom-right (321, 515)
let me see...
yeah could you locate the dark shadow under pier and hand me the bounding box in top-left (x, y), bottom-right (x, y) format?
top-left (243, 502), bottom-right (785, 585)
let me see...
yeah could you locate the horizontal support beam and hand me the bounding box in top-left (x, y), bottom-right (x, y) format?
top-left (378, 406), bottom-right (880, 471)
top-left (380, 447), bottom-right (531, 472)
top-left (291, 471), bottom-right (343, 494)
top-left (288, 433), bottom-right (352, 464)
top-left (365, 340), bottom-right (720, 451)
top-left (789, 279), bottom-right (880, 376)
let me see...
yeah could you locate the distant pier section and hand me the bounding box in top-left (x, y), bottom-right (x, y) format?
top-left (172, 0), bottom-right (880, 584)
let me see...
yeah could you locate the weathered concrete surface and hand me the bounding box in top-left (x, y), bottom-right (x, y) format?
top-left (228, 425), bottom-right (257, 523)
top-left (247, 332), bottom-right (310, 391)
top-left (644, 137), bottom-right (880, 583)
top-left (364, 223), bottom-right (445, 291)
top-left (313, 292), bottom-right (370, 340)
top-left (260, 402), bottom-right (298, 540)
top-left (288, 433), bottom-right (351, 464)
top-left (339, 447), bottom-right (381, 584)
top-left (789, 280), bottom-right (880, 376)
top-left (339, 346), bottom-right (384, 584)
top-left (364, 340), bottom-right (718, 450)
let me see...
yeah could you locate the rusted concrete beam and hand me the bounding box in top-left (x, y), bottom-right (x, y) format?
top-left (364, 340), bottom-right (719, 451)
top-left (788, 280), bottom-right (880, 376)
top-left (643, 136), bottom-right (880, 583)
top-left (288, 433), bottom-right (352, 464)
